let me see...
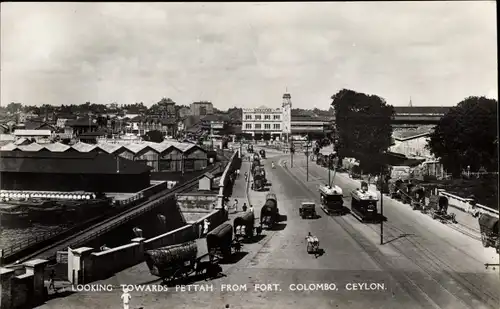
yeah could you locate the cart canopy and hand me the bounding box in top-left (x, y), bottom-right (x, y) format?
top-left (234, 212), bottom-right (255, 232)
top-left (266, 193), bottom-right (277, 202)
top-left (479, 213), bottom-right (499, 231)
top-left (144, 241), bottom-right (197, 270)
top-left (206, 223), bottom-right (233, 251)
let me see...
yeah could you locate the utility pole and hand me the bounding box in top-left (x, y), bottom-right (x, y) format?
top-left (305, 139), bottom-right (309, 181)
top-left (290, 137), bottom-right (294, 168)
top-left (328, 155), bottom-right (331, 186)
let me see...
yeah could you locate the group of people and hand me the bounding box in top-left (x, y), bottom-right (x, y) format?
top-left (230, 199), bottom-right (254, 213)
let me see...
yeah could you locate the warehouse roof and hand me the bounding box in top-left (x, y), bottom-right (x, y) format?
top-left (393, 106), bottom-right (450, 115)
top-left (0, 151), bottom-right (152, 175)
top-left (2, 141), bottom-right (206, 155)
top-left (17, 143), bottom-right (46, 152)
top-left (43, 142), bottom-right (71, 152)
top-left (71, 142), bottom-right (97, 152)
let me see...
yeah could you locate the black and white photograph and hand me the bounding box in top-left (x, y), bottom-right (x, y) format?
top-left (0, 2), bottom-right (498, 309)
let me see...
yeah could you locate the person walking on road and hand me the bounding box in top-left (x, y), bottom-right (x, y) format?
top-left (233, 199), bottom-right (239, 212)
top-left (236, 169), bottom-right (240, 178)
top-left (48, 269), bottom-right (56, 293)
top-left (249, 205), bottom-right (254, 213)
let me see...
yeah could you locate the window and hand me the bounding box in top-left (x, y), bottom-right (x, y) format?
top-left (274, 115), bottom-right (280, 120)
top-left (264, 115), bottom-right (271, 120)
top-left (200, 106), bottom-right (207, 116)
top-left (245, 123), bottom-right (252, 129)
top-left (255, 115), bottom-right (262, 120)
top-left (255, 124), bottom-right (261, 129)
top-left (245, 115), bottom-right (252, 120)
top-left (273, 124), bottom-right (281, 130)
top-left (264, 124), bottom-right (271, 129)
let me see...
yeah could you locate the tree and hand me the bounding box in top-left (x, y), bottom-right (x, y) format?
top-left (331, 89), bottom-right (394, 174)
top-left (427, 96), bottom-right (498, 177)
top-left (144, 130), bottom-right (164, 143)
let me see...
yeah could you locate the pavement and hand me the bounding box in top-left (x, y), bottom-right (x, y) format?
top-left (36, 151), bottom-right (500, 309)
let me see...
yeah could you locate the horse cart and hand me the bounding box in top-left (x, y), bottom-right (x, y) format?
top-left (425, 195), bottom-right (457, 223)
top-left (234, 212), bottom-right (255, 240)
top-left (261, 193), bottom-right (279, 229)
top-left (207, 223), bottom-right (234, 261)
top-left (144, 240), bottom-right (222, 285)
top-left (479, 213), bottom-right (499, 253)
top-left (299, 202), bottom-right (316, 219)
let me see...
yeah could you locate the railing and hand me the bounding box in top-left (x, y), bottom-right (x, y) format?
top-left (439, 190), bottom-right (499, 217)
top-left (0, 153), bottom-right (234, 262)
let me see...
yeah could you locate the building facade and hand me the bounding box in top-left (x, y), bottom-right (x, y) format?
top-left (242, 106), bottom-right (283, 140)
top-left (190, 101), bottom-right (214, 116)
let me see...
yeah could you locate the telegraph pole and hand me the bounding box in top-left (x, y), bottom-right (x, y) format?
top-left (305, 140), bottom-right (309, 181)
top-left (290, 137), bottom-right (294, 168)
top-left (328, 155), bottom-right (331, 186)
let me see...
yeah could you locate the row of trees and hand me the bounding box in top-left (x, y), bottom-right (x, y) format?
top-left (331, 88), bottom-right (498, 177)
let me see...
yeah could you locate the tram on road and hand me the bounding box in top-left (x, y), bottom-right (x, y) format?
top-left (319, 185), bottom-right (344, 215)
top-left (350, 181), bottom-right (379, 222)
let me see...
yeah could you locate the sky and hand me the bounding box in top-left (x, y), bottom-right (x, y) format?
top-left (0, 2), bottom-right (497, 110)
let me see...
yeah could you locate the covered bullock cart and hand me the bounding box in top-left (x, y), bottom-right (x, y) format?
top-left (479, 213), bottom-right (499, 253)
top-left (261, 193), bottom-right (279, 229)
top-left (234, 211), bottom-right (255, 239)
top-left (206, 223), bottom-right (233, 260)
top-left (145, 241), bottom-right (199, 283)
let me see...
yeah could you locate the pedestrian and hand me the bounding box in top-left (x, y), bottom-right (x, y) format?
top-left (242, 203), bottom-right (247, 212)
top-left (236, 169), bottom-right (240, 178)
top-left (233, 199), bottom-right (239, 212)
top-left (49, 269), bottom-right (56, 292)
top-left (249, 205), bottom-right (254, 213)
top-left (203, 219), bottom-right (210, 235)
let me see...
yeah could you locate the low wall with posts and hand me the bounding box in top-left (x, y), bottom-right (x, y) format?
top-left (438, 190), bottom-right (499, 218)
top-left (1, 259), bottom-right (49, 309)
top-left (0, 151), bottom-right (238, 307)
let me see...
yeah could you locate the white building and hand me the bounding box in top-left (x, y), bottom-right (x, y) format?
top-left (241, 93), bottom-right (293, 141)
top-left (242, 106), bottom-right (283, 140)
top-left (389, 130), bottom-right (433, 159)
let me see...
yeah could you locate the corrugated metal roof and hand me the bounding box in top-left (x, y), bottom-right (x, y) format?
top-left (13, 129), bottom-right (51, 136)
top-left (0, 143), bottom-right (18, 151)
top-left (71, 142), bottom-right (97, 152)
top-left (0, 151), bottom-right (152, 175)
top-left (123, 143), bottom-right (150, 154)
top-left (17, 143), bottom-right (45, 152)
top-left (394, 106), bottom-right (450, 115)
top-left (43, 142), bottom-right (71, 152)
top-left (96, 143), bottom-right (125, 154)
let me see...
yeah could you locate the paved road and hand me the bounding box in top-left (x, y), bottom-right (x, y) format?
top-left (36, 152), bottom-right (500, 309)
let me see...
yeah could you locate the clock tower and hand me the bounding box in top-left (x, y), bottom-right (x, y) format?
top-left (282, 92), bottom-right (292, 142)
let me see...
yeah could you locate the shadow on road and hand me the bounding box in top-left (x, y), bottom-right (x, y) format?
top-left (278, 214), bottom-right (288, 222)
top-left (383, 233), bottom-right (415, 245)
top-left (242, 234), bottom-right (266, 244)
top-left (219, 251), bottom-right (248, 265)
top-left (46, 289), bottom-right (76, 301)
top-left (270, 223), bottom-right (287, 231)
